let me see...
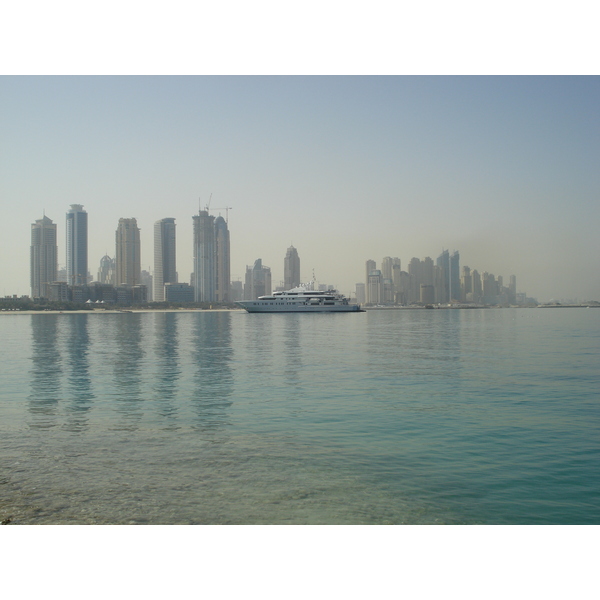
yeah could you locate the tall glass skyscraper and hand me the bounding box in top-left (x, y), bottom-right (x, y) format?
top-left (193, 211), bottom-right (216, 302)
top-left (192, 210), bottom-right (231, 303)
top-left (154, 218), bottom-right (177, 302)
top-left (115, 218), bottom-right (141, 286)
top-left (31, 214), bottom-right (57, 298)
top-left (214, 216), bottom-right (230, 303)
top-left (66, 204), bottom-right (88, 285)
top-left (365, 259), bottom-right (376, 304)
top-left (436, 250), bottom-right (450, 303)
top-left (450, 250), bottom-right (460, 302)
top-left (284, 245), bottom-right (301, 289)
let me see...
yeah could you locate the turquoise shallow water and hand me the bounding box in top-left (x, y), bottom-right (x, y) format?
top-left (1, 308), bottom-right (599, 524)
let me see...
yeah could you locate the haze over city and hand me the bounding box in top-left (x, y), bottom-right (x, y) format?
top-left (3, 6), bottom-right (599, 598)
top-left (2, 75), bottom-right (599, 302)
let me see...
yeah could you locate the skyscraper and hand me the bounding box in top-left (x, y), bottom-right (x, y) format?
top-left (66, 204), bottom-right (88, 285)
top-left (141, 270), bottom-right (153, 301)
top-left (244, 259), bottom-right (271, 300)
top-left (367, 269), bottom-right (383, 305)
top-left (193, 210), bottom-right (216, 302)
top-left (461, 266), bottom-right (472, 302)
top-left (450, 250), bottom-right (460, 302)
top-left (436, 250), bottom-right (450, 303)
top-left (365, 259), bottom-right (376, 304)
top-left (115, 218), bottom-right (141, 286)
top-left (381, 256), bottom-right (401, 302)
top-left (31, 214), bottom-right (57, 298)
top-left (154, 218), bottom-right (177, 302)
top-left (355, 282), bottom-right (366, 305)
top-left (471, 269), bottom-right (482, 303)
top-left (97, 255), bottom-right (115, 285)
top-left (422, 257), bottom-right (434, 286)
top-left (381, 257), bottom-right (394, 281)
top-left (482, 271), bottom-right (496, 305)
top-left (509, 275), bottom-right (517, 304)
top-left (284, 245), bottom-right (301, 289)
top-left (408, 257), bottom-right (422, 303)
top-left (214, 216), bottom-right (230, 303)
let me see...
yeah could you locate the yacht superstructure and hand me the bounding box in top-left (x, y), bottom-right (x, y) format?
top-left (236, 284), bottom-right (363, 313)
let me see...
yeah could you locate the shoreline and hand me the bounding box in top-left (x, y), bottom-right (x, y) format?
top-left (0, 308), bottom-right (245, 315)
top-left (1, 305), bottom-right (598, 315)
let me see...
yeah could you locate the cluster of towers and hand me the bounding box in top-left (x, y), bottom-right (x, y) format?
top-left (358, 250), bottom-right (518, 306)
top-left (30, 205), bottom-right (231, 304)
top-left (30, 209), bottom-right (521, 307)
top-left (240, 245), bottom-right (301, 301)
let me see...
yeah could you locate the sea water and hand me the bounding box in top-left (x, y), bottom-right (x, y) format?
top-left (1, 308), bottom-right (598, 524)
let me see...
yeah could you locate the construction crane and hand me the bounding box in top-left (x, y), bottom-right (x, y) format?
top-left (198, 194), bottom-right (232, 222)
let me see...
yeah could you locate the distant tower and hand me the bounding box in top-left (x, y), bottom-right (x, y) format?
top-left (509, 275), bottom-right (517, 304)
top-left (471, 269), bottom-right (482, 303)
top-left (193, 210), bottom-right (216, 302)
top-left (230, 280), bottom-right (243, 302)
top-left (215, 216), bottom-right (231, 302)
top-left (154, 218), bottom-right (177, 302)
top-left (141, 269), bottom-right (153, 301)
top-left (355, 282), bottom-right (366, 305)
top-left (422, 257), bottom-right (434, 286)
top-left (461, 266), bottom-right (472, 302)
top-left (66, 204), bottom-right (88, 285)
top-left (98, 255), bottom-right (115, 285)
top-left (244, 259), bottom-right (272, 300)
top-left (381, 257), bottom-right (394, 281)
top-left (382, 257), bottom-right (400, 300)
top-left (436, 250), bottom-right (450, 303)
top-left (408, 257), bottom-right (422, 303)
top-left (367, 269), bottom-right (383, 305)
top-left (450, 251), bottom-right (460, 302)
top-left (115, 218), bottom-right (141, 286)
top-left (31, 214), bottom-right (57, 298)
top-left (284, 245), bottom-right (301, 289)
top-left (365, 259), bottom-right (377, 304)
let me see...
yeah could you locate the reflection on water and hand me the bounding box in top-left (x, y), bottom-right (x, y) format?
top-left (364, 310), bottom-right (464, 413)
top-left (152, 312), bottom-right (181, 427)
top-left (64, 315), bottom-right (95, 432)
top-left (282, 315), bottom-right (303, 389)
top-left (28, 315), bottom-right (62, 428)
top-left (243, 312), bottom-right (274, 371)
top-left (4, 309), bottom-right (599, 524)
top-left (190, 312), bottom-right (233, 432)
top-left (25, 312), bottom-right (237, 433)
top-left (111, 314), bottom-right (146, 429)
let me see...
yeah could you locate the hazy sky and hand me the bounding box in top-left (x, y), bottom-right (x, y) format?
top-left (1, 75), bottom-right (599, 301)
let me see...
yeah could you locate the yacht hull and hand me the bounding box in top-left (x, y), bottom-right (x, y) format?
top-left (236, 302), bottom-right (363, 313)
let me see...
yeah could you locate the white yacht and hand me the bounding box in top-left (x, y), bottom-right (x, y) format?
top-left (236, 284), bottom-right (364, 313)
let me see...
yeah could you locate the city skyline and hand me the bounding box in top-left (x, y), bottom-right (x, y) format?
top-left (18, 201), bottom-right (589, 305)
top-left (2, 76), bottom-right (599, 302)
top-left (24, 201), bottom-right (529, 307)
